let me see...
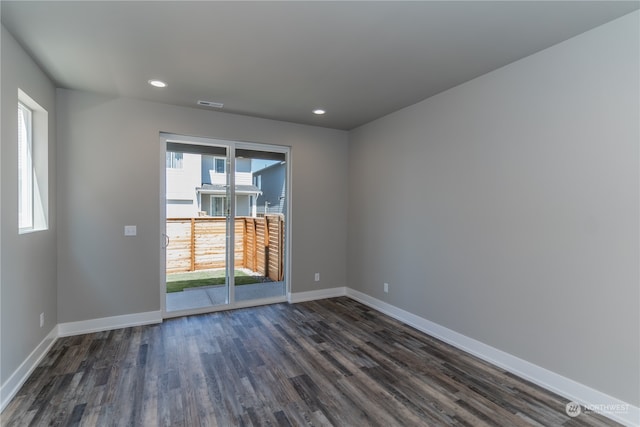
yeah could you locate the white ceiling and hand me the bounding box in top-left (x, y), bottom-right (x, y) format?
top-left (2, 1), bottom-right (638, 130)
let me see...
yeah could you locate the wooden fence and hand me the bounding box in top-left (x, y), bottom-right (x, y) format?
top-left (166, 215), bottom-right (284, 281)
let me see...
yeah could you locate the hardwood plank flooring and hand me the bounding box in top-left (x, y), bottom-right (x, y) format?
top-left (1, 297), bottom-right (620, 426)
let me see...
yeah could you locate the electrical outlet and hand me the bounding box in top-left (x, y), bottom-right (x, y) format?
top-left (124, 225), bottom-right (137, 236)
top-left (314, 273), bottom-right (320, 282)
top-left (40, 312), bottom-right (44, 328)
top-left (384, 283), bottom-right (389, 293)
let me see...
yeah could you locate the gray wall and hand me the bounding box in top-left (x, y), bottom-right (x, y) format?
top-left (56, 90), bottom-right (348, 322)
top-left (1, 25), bottom-right (57, 385)
top-left (348, 11), bottom-right (639, 406)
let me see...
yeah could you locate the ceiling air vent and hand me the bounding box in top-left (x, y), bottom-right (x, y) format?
top-left (197, 100), bottom-right (224, 108)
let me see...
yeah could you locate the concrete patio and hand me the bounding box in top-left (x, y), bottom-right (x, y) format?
top-left (166, 281), bottom-right (286, 312)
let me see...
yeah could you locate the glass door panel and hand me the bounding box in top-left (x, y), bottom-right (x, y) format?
top-left (234, 147), bottom-right (287, 303)
top-left (164, 141), bottom-right (230, 313)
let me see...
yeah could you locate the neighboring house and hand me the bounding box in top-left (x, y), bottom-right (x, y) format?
top-left (166, 152), bottom-right (261, 218)
top-left (166, 152), bottom-right (200, 217)
top-left (253, 161), bottom-right (286, 215)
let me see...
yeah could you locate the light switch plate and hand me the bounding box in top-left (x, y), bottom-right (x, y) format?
top-left (124, 225), bottom-right (137, 236)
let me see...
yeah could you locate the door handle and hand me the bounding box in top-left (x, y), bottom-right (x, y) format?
top-left (162, 233), bottom-right (170, 249)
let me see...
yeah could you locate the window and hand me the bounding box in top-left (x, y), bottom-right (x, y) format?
top-left (18, 89), bottom-right (48, 234)
top-left (214, 157), bottom-right (226, 174)
top-left (18, 102), bottom-right (33, 230)
top-left (211, 196), bottom-right (226, 217)
top-left (166, 152), bottom-right (183, 169)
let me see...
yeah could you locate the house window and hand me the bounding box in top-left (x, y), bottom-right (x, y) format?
top-left (214, 157), bottom-right (226, 174)
top-left (254, 175), bottom-right (262, 189)
top-left (166, 152), bottom-right (183, 169)
top-left (18, 89), bottom-right (48, 233)
top-left (211, 196), bottom-right (226, 217)
top-left (18, 102), bottom-right (33, 230)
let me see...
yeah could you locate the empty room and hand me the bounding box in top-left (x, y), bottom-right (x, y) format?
top-left (1, 2), bottom-right (638, 426)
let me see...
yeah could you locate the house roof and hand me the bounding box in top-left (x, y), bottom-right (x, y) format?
top-left (254, 161), bottom-right (286, 175)
top-left (197, 184), bottom-right (262, 196)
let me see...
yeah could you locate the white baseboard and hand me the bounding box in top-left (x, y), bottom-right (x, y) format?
top-left (288, 286), bottom-right (346, 303)
top-left (0, 326), bottom-right (58, 412)
top-left (346, 288), bottom-right (639, 427)
top-left (57, 310), bottom-right (162, 337)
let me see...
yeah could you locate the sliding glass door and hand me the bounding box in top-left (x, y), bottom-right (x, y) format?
top-left (161, 134), bottom-right (289, 317)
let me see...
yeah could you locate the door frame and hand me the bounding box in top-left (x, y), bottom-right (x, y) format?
top-left (160, 133), bottom-right (290, 318)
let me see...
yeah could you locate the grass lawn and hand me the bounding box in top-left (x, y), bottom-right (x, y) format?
top-left (166, 269), bottom-right (265, 293)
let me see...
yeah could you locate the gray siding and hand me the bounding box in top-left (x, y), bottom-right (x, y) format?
top-left (255, 162), bottom-right (286, 215)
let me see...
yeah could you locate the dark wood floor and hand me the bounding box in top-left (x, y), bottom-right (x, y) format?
top-left (1, 297), bottom-right (618, 426)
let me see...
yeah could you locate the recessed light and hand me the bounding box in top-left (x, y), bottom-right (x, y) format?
top-left (313, 109), bottom-right (326, 115)
top-left (148, 79), bottom-right (167, 88)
